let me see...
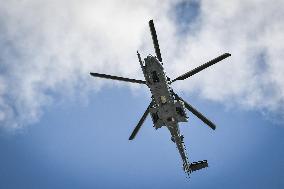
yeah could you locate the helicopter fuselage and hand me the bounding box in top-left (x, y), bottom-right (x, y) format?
top-left (139, 54), bottom-right (191, 169)
top-left (140, 55), bottom-right (188, 129)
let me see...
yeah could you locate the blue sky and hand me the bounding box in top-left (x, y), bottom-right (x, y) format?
top-left (1, 88), bottom-right (283, 188)
top-left (0, 0), bottom-right (284, 188)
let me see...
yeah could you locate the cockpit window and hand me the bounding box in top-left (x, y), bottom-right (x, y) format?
top-left (151, 71), bottom-right (160, 83)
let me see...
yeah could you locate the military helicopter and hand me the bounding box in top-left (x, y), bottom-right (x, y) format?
top-left (90, 20), bottom-right (231, 175)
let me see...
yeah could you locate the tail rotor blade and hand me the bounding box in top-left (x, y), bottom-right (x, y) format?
top-left (172, 53), bottom-right (231, 82)
top-left (149, 20), bottom-right (162, 62)
top-left (129, 101), bottom-right (153, 140)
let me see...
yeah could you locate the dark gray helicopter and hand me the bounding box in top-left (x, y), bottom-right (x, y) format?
top-left (90, 20), bottom-right (231, 175)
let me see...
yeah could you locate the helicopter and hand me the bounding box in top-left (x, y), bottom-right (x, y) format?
top-left (90, 20), bottom-right (231, 175)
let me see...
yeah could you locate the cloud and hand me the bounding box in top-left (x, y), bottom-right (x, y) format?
top-left (0, 0), bottom-right (283, 131)
top-left (171, 0), bottom-right (284, 117)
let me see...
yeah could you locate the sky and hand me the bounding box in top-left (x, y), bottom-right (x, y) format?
top-left (0, 0), bottom-right (284, 188)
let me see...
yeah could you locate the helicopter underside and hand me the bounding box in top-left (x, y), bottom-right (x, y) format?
top-left (90, 19), bottom-right (230, 176)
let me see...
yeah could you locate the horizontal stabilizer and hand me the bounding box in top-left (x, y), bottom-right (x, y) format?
top-left (189, 160), bottom-right (208, 172)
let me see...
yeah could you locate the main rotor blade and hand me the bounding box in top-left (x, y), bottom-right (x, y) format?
top-left (173, 93), bottom-right (216, 130)
top-left (129, 101), bottom-right (153, 140)
top-left (90, 72), bottom-right (146, 84)
top-left (172, 53), bottom-right (231, 82)
top-left (149, 20), bottom-right (162, 62)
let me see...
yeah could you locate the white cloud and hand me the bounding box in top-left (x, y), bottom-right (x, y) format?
top-left (0, 0), bottom-right (283, 130)
top-left (172, 0), bottom-right (284, 116)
